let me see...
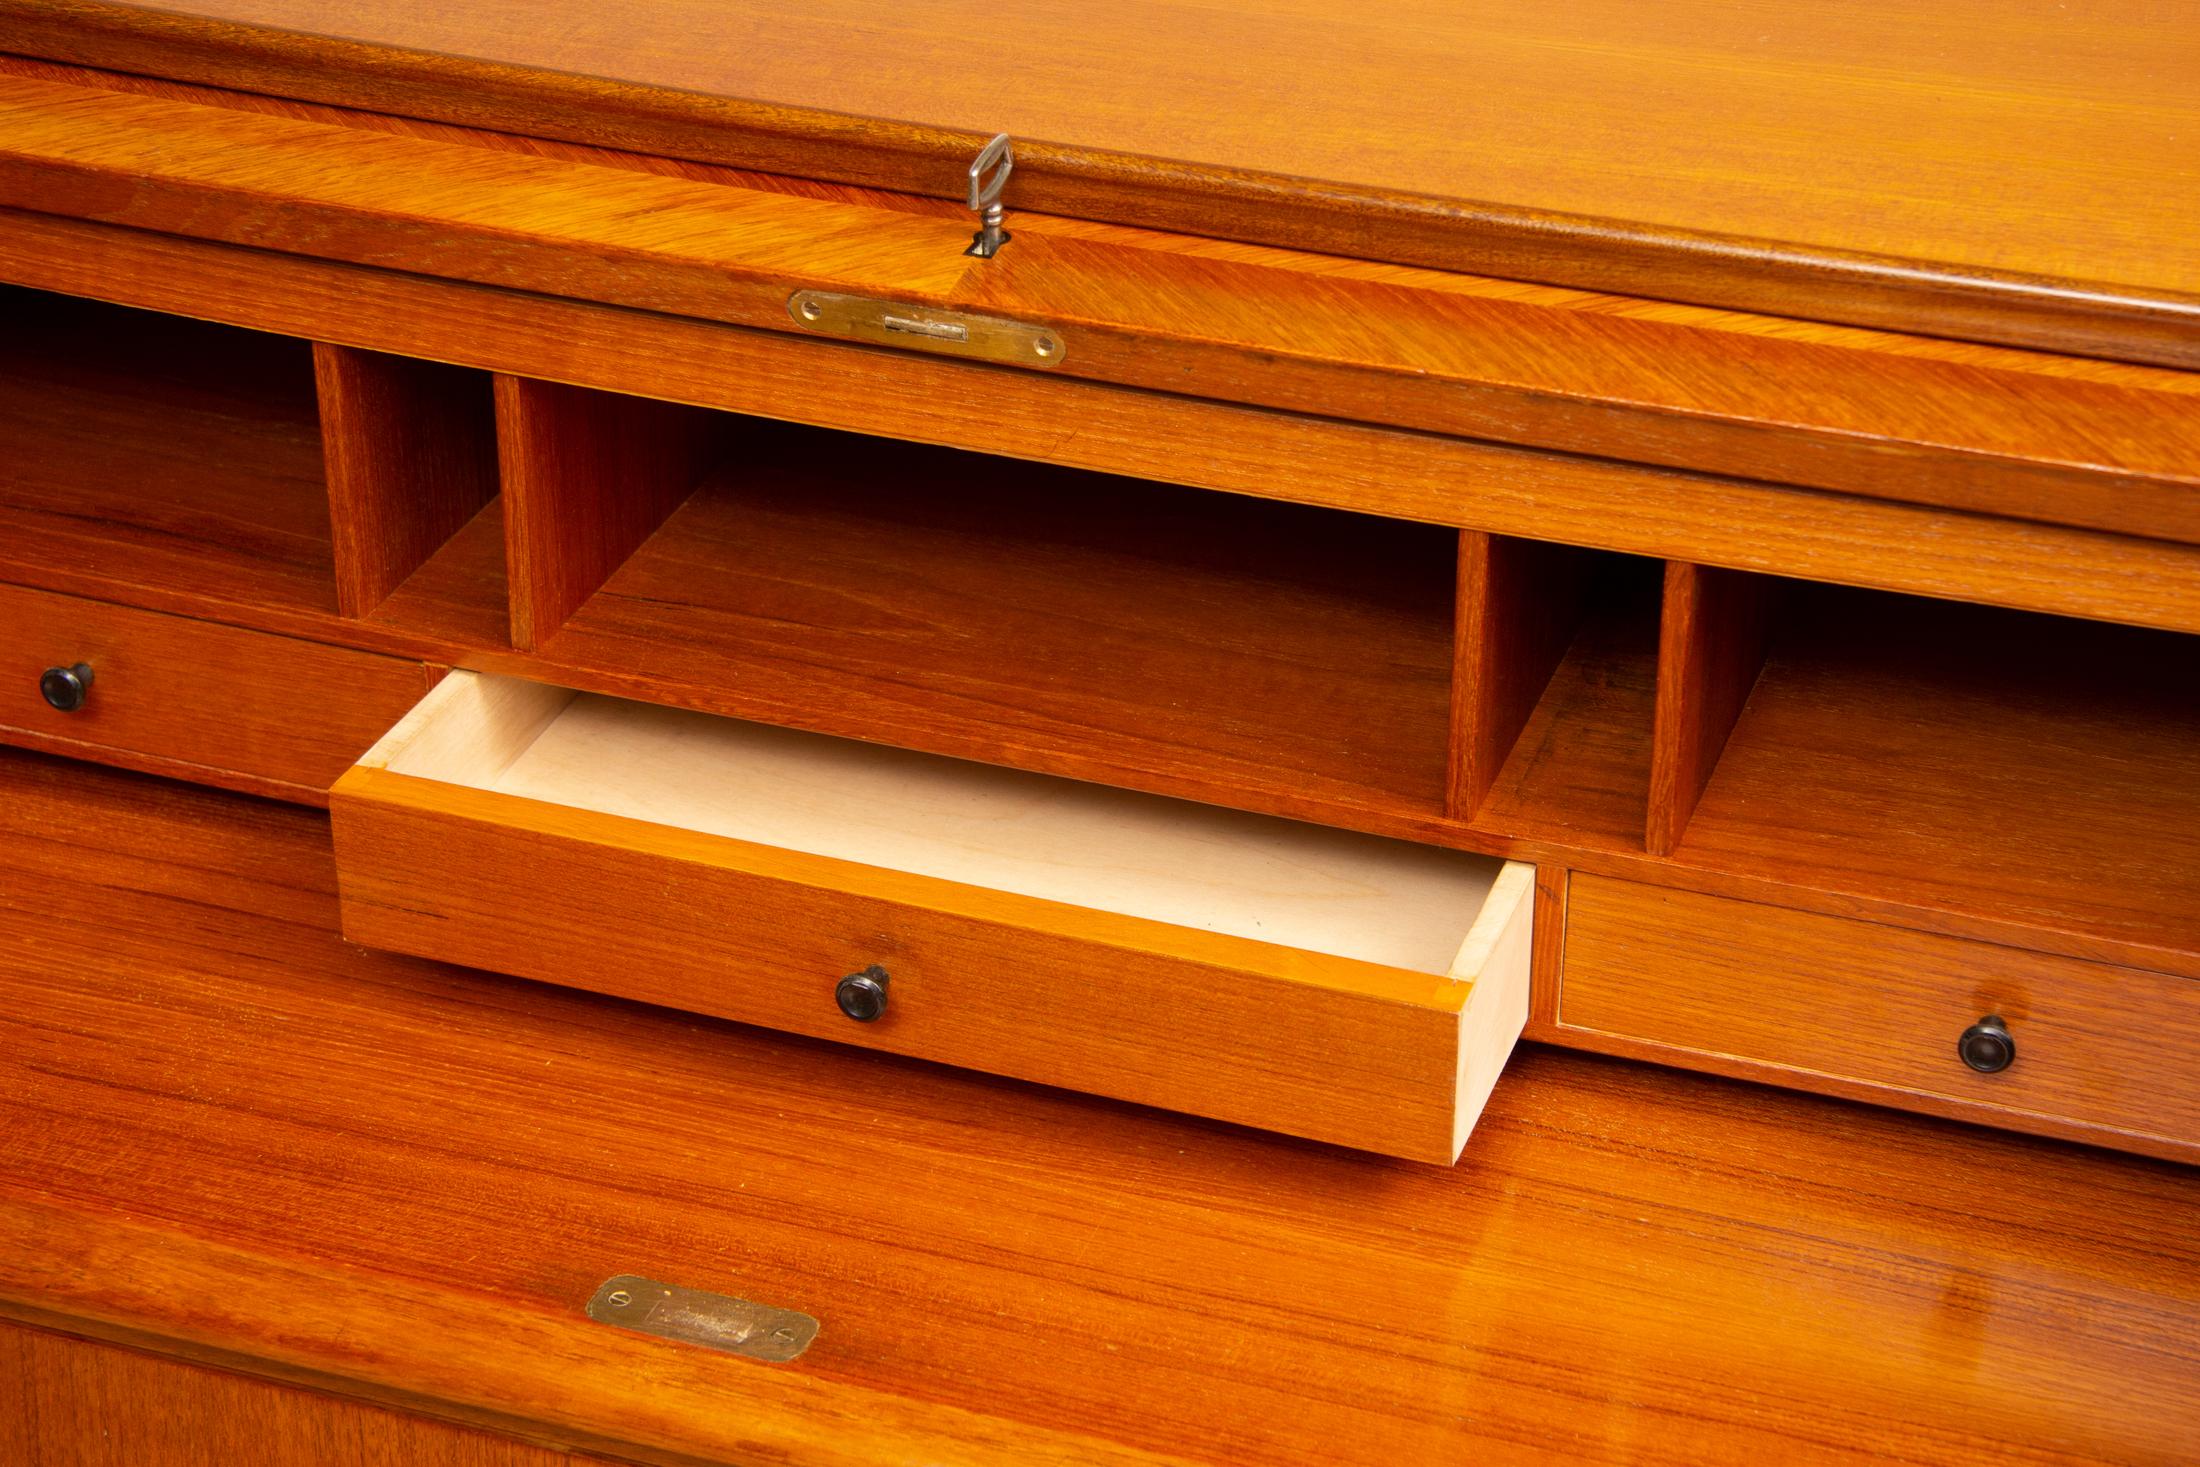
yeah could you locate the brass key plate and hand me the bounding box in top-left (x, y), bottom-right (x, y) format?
top-left (585, 1274), bottom-right (820, 1362)
top-left (788, 291), bottom-right (1065, 367)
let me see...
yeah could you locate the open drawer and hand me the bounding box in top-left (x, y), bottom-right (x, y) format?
top-left (329, 672), bottom-right (1533, 1161)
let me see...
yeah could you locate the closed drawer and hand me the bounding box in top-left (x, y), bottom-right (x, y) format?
top-left (330, 671), bottom-right (1533, 1161)
top-left (1561, 874), bottom-right (2200, 1159)
top-left (0, 583), bottom-right (434, 802)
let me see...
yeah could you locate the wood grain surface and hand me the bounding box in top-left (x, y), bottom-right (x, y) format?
top-left (1, 1322), bottom-right (601, 1467)
top-left (330, 670), bottom-right (1522, 1161)
top-left (2, 62), bottom-right (2198, 544)
top-left (317, 343), bottom-right (498, 620)
top-left (1449, 534), bottom-right (1589, 820)
top-left (4, 1), bottom-right (2196, 364)
top-left (7, 209), bottom-right (2198, 649)
top-left (1560, 874), bottom-right (2200, 1162)
top-left (1646, 563), bottom-right (1776, 855)
top-left (0, 582), bottom-right (433, 802)
top-left (1673, 586), bottom-right (2200, 974)
top-left (0, 282), bottom-right (336, 619)
top-left (2, 211), bottom-right (2195, 979)
top-left (528, 424), bottom-right (1457, 827)
top-left (2, 750), bottom-right (2198, 1465)
top-left (494, 375), bottom-right (723, 650)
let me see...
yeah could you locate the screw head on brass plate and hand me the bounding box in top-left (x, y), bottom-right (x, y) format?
top-left (585, 1275), bottom-right (819, 1362)
top-left (788, 291), bottom-right (1066, 368)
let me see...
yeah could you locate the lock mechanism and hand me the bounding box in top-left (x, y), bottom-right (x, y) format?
top-left (965, 133), bottom-right (1014, 258)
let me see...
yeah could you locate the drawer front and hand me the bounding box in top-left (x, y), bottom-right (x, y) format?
top-left (0, 583), bottom-right (434, 801)
top-left (329, 673), bottom-right (1534, 1162)
top-left (1561, 874), bottom-right (2200, 1158)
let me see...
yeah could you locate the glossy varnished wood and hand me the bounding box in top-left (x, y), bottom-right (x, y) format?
top-left (2, 751), bottom-right (2198, 1464)
top-left (0, 582), bottom-right (433, 803)
top-left (330, 673), bottom-right (1527, 1161)
top-left (1560, 875), bottom-right (2200, 1162)
top-left (1646, 562), bottom-right (1776, 855)
top-left (1, 1323), bottom-right (597, 1467)
top-left (493, 375), bottom-right (722, 651)
top-left (6, 209), bottom-right (2198, 647)
top-left (6, 1), bottom-right (2196, 365)
top-left (316, 343), bottom-right (498, 620)
top-left (1674, 588), bottom-right (2200, 976)
top-left (2, 64), bottom-right (2198, 545)
top-left (0, 284), bottom-right (336, 620)
top-left (530, 425), bottom-right (1457, 828)
top-left (2, 217), bottom-right (2193, 978)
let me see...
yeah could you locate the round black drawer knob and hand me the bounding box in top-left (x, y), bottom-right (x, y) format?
top-left (835, 965), bottom-right (890, 1023)
top-left (1957, 1015), bottom-right (2015, 1074)
top-left (39, 662), bottom-right (95, 713)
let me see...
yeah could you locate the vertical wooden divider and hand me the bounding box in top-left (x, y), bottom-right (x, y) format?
top-left (1646, 561), bottom-right (1778, 855)
top-left (1448, 531), bottom-right (1589, 820)
top-left (494, 376), bottom-right (726, 651)
top-left (316, 344), bottom-right (499, 620)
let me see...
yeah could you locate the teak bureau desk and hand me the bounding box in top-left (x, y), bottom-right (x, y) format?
top-left (0, 2), bottom-right (2196, 1462)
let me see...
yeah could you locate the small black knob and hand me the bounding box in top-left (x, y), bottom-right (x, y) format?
top-left (835, 965), bottom-right (890, 1022)
top-left (39, 662), bottom-right (94, 713)
top-left (1958, 1015), bottom-right (2015, 1073)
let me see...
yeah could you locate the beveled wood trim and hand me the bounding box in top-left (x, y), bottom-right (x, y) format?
top-left (5, 0), bottom-right (2197, 369)
top-left (2, 66), bottom-right (2197, 544)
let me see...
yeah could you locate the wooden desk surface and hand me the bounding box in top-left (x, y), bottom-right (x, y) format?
top-left (1, 746), bottom-right (2195, 1465)
top-left (10, 0), bottom-right (2196, 363)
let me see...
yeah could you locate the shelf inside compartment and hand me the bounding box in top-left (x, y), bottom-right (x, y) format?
top-left (530, 421), bottom-right (1459, 825)
top-left (0, 285), bottom-right (336, 618)
top-left (1476, 559), bottom-right (1661, 852)
top-left (364, 494), bottom-right (510, 649)
top-left (1679, 585), bottom-right (2200, 963)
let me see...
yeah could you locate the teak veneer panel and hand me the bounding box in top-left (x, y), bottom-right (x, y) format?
top-left (5, 208), bottom-right (2199, 645)
top-left (532, 430), bottom-right (1457, 826)
top-left (1561, 875), bottom-right (2200, 1162)
top-left (1646, 563), bottom-right (1776, 855)
top-left (0, 284), bottom-right (336, 619)
top-left (1450, 534), bottom-right (1591, 821)
top-left (0, 1323), bottom-right (599, 1467)
top-left (4, 218), bottom-right (2194, 974)
top-left (1674, 590), bottom-right (2200, 972)
top-left (0, 582), bottom-right (435, 803)
top-left (3, 751), bottom-right (2199, 1464)
top-left (494, 375), bottom-right (723, 650)
top-left (332, 672), bottom-right (1527, 1160)
top-left (316, 343), bottom-right (498, 620)
top-left (8, 2), bottom-right (2198, 367)
top-left (2, 64), bottom-right (2199, 544)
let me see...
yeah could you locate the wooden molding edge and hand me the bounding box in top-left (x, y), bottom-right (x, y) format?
top-left (4, 0), bottom-right (2198, 369)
